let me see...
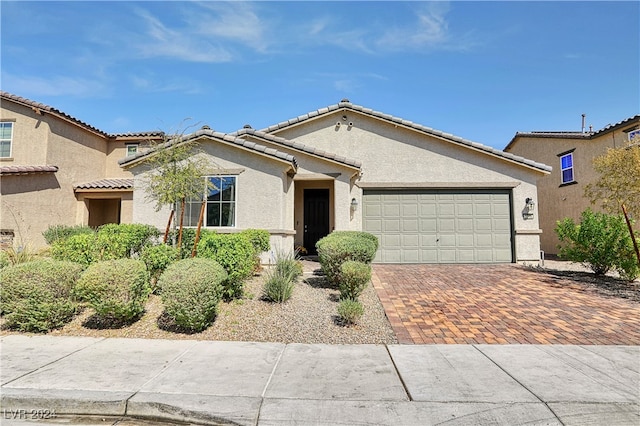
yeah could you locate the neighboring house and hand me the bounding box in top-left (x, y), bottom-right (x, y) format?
top-left (504, 114), bottom-right (640, 256)
top-left (0, 91), bottom-right (161, 248)
top-left (122, 99), bottom-right (551, 264)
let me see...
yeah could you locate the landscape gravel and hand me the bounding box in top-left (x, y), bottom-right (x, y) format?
top-left (0, 260), bottom-right (398, 344)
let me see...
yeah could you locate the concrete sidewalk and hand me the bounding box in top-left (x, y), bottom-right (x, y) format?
top-left (1, 336), bottom-right (638, 425)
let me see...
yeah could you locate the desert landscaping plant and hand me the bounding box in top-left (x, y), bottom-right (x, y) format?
top-left (0, 259), bottom-right (83, 332)
top-left (157, 258), bottom-right (227, 332)
top-left (43, 224), bottom-right (94, 245)
top-left (556, 209), bottom-right (637, 277)
top-left (337, 298), bottom-right (364, 326)
top-left (140, 244), bottom-right (179, 288)
top-left (338, 260), bottom-right (372, 300)
top-left (74, 259), bottom-right (150, 324)
top-left (197, 233), bottom-right (255, 299)
top-left (262, 251), bottom-right (301, 303)
top-left (316, 231), bottom-right (378, 286)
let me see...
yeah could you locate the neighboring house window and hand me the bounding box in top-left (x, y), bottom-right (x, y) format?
top-left (183, 176), bottom-right (236, 227)
top-left (126, 144), bottom-right (139, 157)
top-left (560, 153), bottom-right (574, 184)
top-left (629, 129), bottom-right (640, 142)
top-left (0, 122), bottom-right (13, 158)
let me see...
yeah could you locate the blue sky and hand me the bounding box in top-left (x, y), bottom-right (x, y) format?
top-left (1, 1), bottom-right (638, 149)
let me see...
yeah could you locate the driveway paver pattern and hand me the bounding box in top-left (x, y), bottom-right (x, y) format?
top-left (372, 264), bottom-right (640, 345)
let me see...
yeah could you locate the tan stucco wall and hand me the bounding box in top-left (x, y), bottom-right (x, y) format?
top-left (130, 138), bottom-right (295, 233)
top-left (506, 124), bottom-right (637, 255)
top-left (270, 112), bottom-right (546, 262)
top-left (0, 99), bottom-right (129, 248)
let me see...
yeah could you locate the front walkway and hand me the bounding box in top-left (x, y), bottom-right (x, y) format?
top-left (372, 264), bottom-right (640, 345)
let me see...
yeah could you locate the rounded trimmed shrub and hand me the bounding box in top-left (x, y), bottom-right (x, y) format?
top-left (0, 259), bottom-right (83, 332)
top-left (316, 231), bottom-right (378, 286)
top-left (197, 233), bottom-right (255, 299)
top-left (337, 298), bottom-right (364, 326)
top-left (339, 260), bottom-right (372, 300)
top-left (74, 259), bottom-right (150, 323)
top-left (157, 258), bottom-right (227, 332)
top-left (140, 244), bottom-right (179, 285)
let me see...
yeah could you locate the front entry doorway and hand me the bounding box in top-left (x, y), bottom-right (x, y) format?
top-left (303, 188), bottom-right (330, 255)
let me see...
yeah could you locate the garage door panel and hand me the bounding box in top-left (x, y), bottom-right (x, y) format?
top-left (384, 219), bottom-right (400, 232)
top-left (402, 219), bottom-right (419, 232)
top-left (421, 219), bottom-right (437, 232)
top-left (402, 234), bottom-right (419, 247)
top-left (364, 204), bottom-right (382, 217)
top-left (364, 219), bottom-right (382, 232)
top-left (363, 190), bottom-right (513, 264)
top-left (439, 219), bottom-right (455, 232)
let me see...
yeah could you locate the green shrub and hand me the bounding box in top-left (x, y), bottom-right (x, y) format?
top-left (240, 229), bottom-right (270, 271)
top-left (262, 251), bottom-right (300, 303)
top-left (51, 233), bottom-right (97, 266)
top-left (169, 228), bottom-right (213, 259)
top-left (140, 244), bottom-right (179, 285)
top-left (158, 258), bottom-right (227, 332)
top-left (96, 223), bottom-right (160, 259)
top-left (0, 246), bottom-right (42, 266)
top-left (197, 233), bottom-right (255, 299)
top-left (0, 250), bottom-right (9, 269)
top-left (262, 269), bottom-right (296, 303)
top-left (240, 229), bottom-right (270, 253)
top-left (74, 259), bottom-right (150, 323)
top-left (0, 259), bottom-right (83, 332)
top-left (616, 250), bottom-right (640, 282)
top-left (316, 231), bottom-right (378, 286)
top-left (556, 209), bottom-right (637, 276)
top-left (337, 298), bottom-right (364, 326)
top-left (274, 249), bottom-right (303, 281)
top-left (43, 224), bottom-right (94, 245)
top-left (339, 260), bottom-right (371, 300)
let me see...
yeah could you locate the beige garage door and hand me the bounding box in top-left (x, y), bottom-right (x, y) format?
top-left (363, 190), bottom-right (513, 263)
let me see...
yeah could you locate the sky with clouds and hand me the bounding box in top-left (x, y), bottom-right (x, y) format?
top-left (1, 1), bottom-right (638, 149)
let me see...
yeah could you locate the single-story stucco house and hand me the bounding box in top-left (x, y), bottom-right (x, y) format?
top-left (121, 99), bottom-right (551, 264)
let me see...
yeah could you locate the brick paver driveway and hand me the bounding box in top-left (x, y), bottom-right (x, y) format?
top-left (372, 264), bottom-right (640, 345)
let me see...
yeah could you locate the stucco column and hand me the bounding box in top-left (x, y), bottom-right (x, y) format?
top-left (333, 175), bottom-right (352, 231)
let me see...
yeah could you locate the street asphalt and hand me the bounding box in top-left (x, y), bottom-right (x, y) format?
top-left (0, 335), bottom-right (638, 425)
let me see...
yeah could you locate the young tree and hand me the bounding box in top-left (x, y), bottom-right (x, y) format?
top-left (585, 137), bottom-right (640, 266)
top-left (142, 125), bottom-right (213, 246)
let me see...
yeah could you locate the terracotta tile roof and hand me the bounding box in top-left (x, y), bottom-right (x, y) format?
top-left (1, 91), bottom-right (163, 140)
top-left (1, 91), bottom-right (109, 137)
top-left (0, 165), bottom-right (58, 175)
top-left (232, 128), bottom-right (362, 169)
top-left (74, 178), bottom-right (133, 190)
top-left (261, 99), bottom-right (550, 173)
top-left (119, 129), bottom-right (299, 170)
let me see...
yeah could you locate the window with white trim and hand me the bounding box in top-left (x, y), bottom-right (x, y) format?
top-left (126, 144), bottom-right (139, 157)
top-left (183, 176), bottom-right (237, 227)
top-left (0, 122), bottom-right (13, 158)
top-left (560, 153), bottom-right (574, 184)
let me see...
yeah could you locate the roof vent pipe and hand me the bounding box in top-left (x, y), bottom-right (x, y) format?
top-left (581, 114), bottom-right (586, 133)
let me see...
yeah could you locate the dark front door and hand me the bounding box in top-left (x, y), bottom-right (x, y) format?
top-left (303, 188), bottom-right (330, 255)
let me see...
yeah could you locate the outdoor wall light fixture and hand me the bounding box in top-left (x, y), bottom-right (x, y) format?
top-left (350, 197), bottom-right (359, 211)
top-left (523, 197), bottom-right (535, 219)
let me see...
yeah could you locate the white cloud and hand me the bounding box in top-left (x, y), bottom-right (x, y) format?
top-left (375, 2), bottom-right (471, 51)
top-left (132, 8), bottom-right (234, 63)
top-left (191, 2), bottom-right (271, 53)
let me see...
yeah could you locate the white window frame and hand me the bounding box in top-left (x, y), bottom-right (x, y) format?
top-left (560, 153), bottom-right (574, 184)
top-left (0, 122), bottom-right (14, 158)
top-left (125, 144), bottom-right (139, 157)
top-left (183, 175), bottom-right (237, 228)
